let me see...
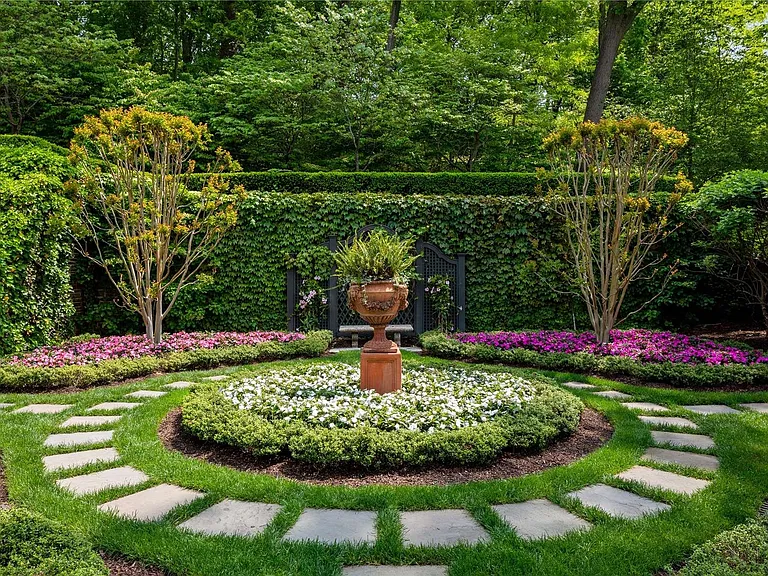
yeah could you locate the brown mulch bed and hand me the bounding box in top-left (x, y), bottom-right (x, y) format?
top-left (0, 449), bottom-right (9, 510)
top-left (100, 553), bottom-right (168, 576)
top-left (159, 407), bottom-right (612, 487)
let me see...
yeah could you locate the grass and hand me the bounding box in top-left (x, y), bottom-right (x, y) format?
top-left (0, 351), bottom-right (767, 575)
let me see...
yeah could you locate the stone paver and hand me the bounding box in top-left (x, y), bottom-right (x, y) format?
top-left (202, 375), bottom-right (229, 381)
top-left (44, 430), bottom-right (114, 447)
top-left (681, 405), bottom-right (740, 415)
top-left (60, 415), bottom-right (122, 428)
top-left (561, 382), bottom-right (597, 390)
top-left (616, 465), bottom-right (710, 495)
top-left (56, 466), bottom-right (149, 496)
top-left (651, 430), bottom-right (715, 450)
top-left (621, 402), bottom-right (670, 413)
top-left (639, 416), bottom-right (699, 430)
top-left (126, 390), bottom-right (167, 399)
top-left (401, 509), bottom-right (490, 547)
top-left (13, 404), bottom-right (73, 414)
top-left (568, 484), bottom-right (671, 519)
top-left (594, 391), bottom-right (633, 400)
top-left (43, 447), bottom-right (120, 472)
top-left (739, 403), bottom-right (768, 414)
top-left (87, 402), bottom-right (141, 411)
top-left (641, 447), bottom-right (720, 471)
top-left (283, 508), bottom-right (377, 544)
top-left (98, 484), bottom-right (204, 522)
top-left (343, 567), bottom-right (447, 576)
top-left (179, 499), bottom-right (282, 537)
top-left (0, 403), bottom-right (14, 410)
top-left (492, 499), bottom-right (591, 540)
top-left (164, 381), bottom-right (194, 389)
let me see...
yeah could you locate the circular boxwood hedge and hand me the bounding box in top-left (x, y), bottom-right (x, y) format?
top-left (181, 362), bottom-right (584, 469)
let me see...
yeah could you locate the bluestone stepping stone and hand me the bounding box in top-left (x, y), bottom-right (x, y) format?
top-left (400, 509), bottom-right (490, 547)
top-left (651, 430), bottom-right (715, 450)
top-left (202, 375), bottom-right (229, 381)
top-left (44, 430), bottom-right (114, 447)
top-left (621, 402), bottom-right (669, 413)
top-left (126, 390), bottom-right (167, 399)
top-left (60, 415), bottom-right (122, 428)
top-left (682, 404), bottom-right (740, 415)
top-left (740, 403), bottom-right (768, 413)
top-left (13, 404), bottom-right (73, 414)
top-left (616, 465), bottom-right (710, 495)
top-left (0, 403), bottom-right (14, 410)
top-left (164, 381), bottom-right (194, 389)
top-left (639, 416), bottom-right (699, 430)
top-left (561, 382), bottom-right (597, 390)
top-left (98, 484), bottom-right (204, 522)
top-left (43, 447), bottom-right (120, 472)
top-left (87, 402), bottom-right (141, 411)
top-left (343, 567), bottom-right (447, 576)
top-left (179, 499), bottom-right (282, 536)
top-left (642, 447), bottom-right (720, 471)
top-left (568, 484), bottom-right (670, 519)
top-left (283, 508), bottom-right (377, 544)
top-left (594, 391), bottom-right (633, 400)
top-left (56, 466), bottom-right (148, 496)
top-left (492, 499), bottom-right (591, 540)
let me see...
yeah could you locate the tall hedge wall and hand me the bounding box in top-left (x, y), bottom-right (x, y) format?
top-left (0, 136), bottom-right (74, 354)
top-left (187, 171), bottom-right (677, 197)
top-left (147, 191), bottom-right (714, 335)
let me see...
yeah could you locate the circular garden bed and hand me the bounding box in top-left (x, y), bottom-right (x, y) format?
top-left (181, 361), bottom-right (585, 472)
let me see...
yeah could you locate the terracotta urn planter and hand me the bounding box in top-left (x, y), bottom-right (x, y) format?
top-left (347, 280), bottom-right (409, 353)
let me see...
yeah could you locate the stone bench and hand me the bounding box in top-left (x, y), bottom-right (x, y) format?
top-left (338, 324), bottom-right (414, 347)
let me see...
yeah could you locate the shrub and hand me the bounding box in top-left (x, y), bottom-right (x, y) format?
top-left (0, 507), bottom-right (108, 576)
top-left (677, 518), bottom-right (768, 576)
top-left (0, 331), bottom-right (332, 391)
top-left (420, 330), bottom-right (768, 388)
top-left (181, 363), bottom-right (583, 469)
top-left (186, 171), bottom-right (678, 197)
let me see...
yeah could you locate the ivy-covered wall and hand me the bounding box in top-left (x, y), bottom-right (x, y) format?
top-left (135, 192), bottom-right (713, 335)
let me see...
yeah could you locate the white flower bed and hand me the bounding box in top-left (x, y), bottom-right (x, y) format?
top-left (221, 363), bottom-right (537, 433)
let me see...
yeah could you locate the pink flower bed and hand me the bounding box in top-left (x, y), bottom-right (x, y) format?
top-left (7, 331), bottom-right (306, 369)
top-left (453, 329), bottom-right (768, 366)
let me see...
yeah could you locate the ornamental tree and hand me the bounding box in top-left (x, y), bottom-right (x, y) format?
top-left (545, 117), bottom-right (691, 343)
top-left (686, 170), bottom-right (768, 333)
top-left (70, 107), bottom-right (243, 343)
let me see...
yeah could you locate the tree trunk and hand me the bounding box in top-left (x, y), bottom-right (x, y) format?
top-left (386, 0), bottom-right (402, 52)
top-left (584, 1), bottom-right (646, 122)
top-left (218, 0), bottom-right (238, 58)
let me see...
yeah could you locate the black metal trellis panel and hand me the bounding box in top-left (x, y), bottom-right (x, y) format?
top-left (287, 228), bottom-right (465, 335)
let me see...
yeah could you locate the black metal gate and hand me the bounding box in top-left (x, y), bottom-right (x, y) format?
top-left (287, 226), bottom-right (466, 336)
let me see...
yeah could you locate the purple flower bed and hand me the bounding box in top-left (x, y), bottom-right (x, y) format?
top-left (453, 329), bottom-right (768, 366)
top-left (7, 331), bottom-right (306, 369)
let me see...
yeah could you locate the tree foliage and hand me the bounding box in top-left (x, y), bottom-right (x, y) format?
top-left (70, 107), bottom-right (243, 343)
top-left (545, 118), bottom-right (691, 342)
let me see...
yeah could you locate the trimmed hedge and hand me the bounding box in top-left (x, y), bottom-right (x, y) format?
top-left (187, 170), bottom-right (677, 196)
top-left (0, 331), bottom-right (332, 391)
top-left (0, 507), bottom-right (107, 576)
top-left (181, 369), bottom-right (583, 469)
top-left (420, 331), bottom-right (768, 388)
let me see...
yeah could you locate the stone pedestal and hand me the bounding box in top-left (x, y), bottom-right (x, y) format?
top-left (360, 349), bottom-right (402, 394)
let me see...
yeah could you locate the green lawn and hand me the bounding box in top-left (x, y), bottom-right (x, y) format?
top-left (1, 351), bottom-right (767, 575)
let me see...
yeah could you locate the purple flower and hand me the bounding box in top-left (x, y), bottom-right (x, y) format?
top-left (452, 329), bottom-right (768, 366)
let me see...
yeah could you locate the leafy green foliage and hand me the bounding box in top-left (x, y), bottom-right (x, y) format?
top-left (333, 230), bottom-right (418, 285)
top-left (0, 331), bottom-right (331, 391)
top-left (676, 518), bottom-right (768, 576)
top-left (0, 507), bottom-right (107, 576)
top-left (0, 136), bottom-right (74, 354)
top-left (181, 367), bottom-right (582, 469)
